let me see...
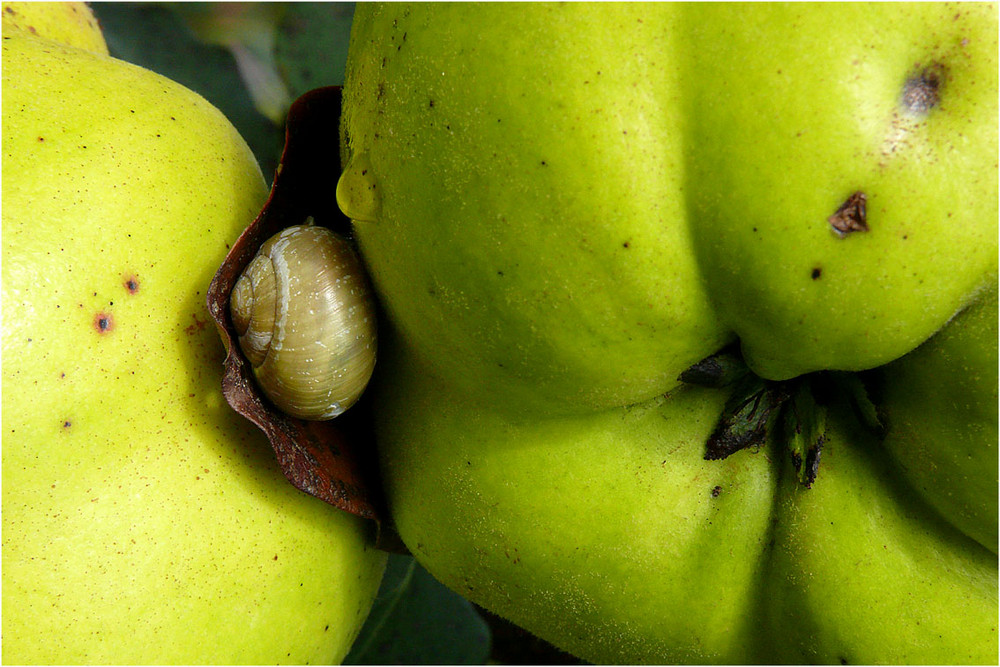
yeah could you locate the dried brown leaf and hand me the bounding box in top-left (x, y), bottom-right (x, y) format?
top-left (207, 86), bottom-right (405, 553)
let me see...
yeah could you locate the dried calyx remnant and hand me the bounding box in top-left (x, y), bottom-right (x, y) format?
top-left (679, 347), bottom-right (883, 488)
top-left (828, 191), bottom-right (868, 236)
top-left (902, 62), bottom-right (944, 115)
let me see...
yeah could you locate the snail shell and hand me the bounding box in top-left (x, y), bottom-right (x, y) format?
top-left (230, 223), bottom-right (377, 420)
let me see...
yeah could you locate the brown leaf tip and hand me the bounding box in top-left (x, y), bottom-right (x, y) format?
top-left (828, 191), bottom-right (868, 237)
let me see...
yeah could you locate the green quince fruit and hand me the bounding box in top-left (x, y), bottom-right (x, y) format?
top-left (2, 29), bottom-right (386, 664)
top-left (875, 281), bottom-right (999, 552)
top-left (335, 2), bottom-right (997, 664)
top-left (336, 3), bottom-right (730, 414)
top-left (680, 3), bottom-right (998, 380)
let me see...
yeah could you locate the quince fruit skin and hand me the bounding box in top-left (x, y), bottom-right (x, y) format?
top-left (876, 280), bottom-right (998, 552)
top-left (338, 3), bottom-right (997, 664)
top-left (1, 1), bottom-right (107, 54)
top-left (681, 3), bottom-right (998, 381)
top-left (337, 3), bottom-right (731, 415)
top-left (374, 340), bottom-right (997, 664)
top-left (340, 2), bottom-right (997, 409)
top-left (760, 393), bottom-right (997, 665)
top-left (2, 31), bottom-right (386, 664)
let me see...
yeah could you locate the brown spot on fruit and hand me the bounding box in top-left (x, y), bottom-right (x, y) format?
top-left (828, 192), bottom-right (868, 236)
top-left (811, 267), bottom-right (822, 280)
top-left (185, 314), bottom-right (207, 335)
top-left (124, 275), bottom-right (140, 294)
top-left (94, 312), bottom-right (114, 334)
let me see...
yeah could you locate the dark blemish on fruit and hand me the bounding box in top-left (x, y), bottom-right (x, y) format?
top-left (37, 136), bottom-right (44, 142)
top-left (828, 191), bottom-right (868, 236)
top-left (62, 420), bottom-right (72, 429)
top-left (623, 241), bottom-right (631, 249)
top-left (94, 312), bottom-right (114, 334)
top-left (792, 440), bottom-right (823, 489)
top-left (811, 267), bottom-right (822, 280)
top-left (902, 62), bottom-right (945, 115)
top-left (428, 99), bottom-right (435, 108)
top-left (711, 485), bottom-right (722, 498)
top-left (124, 275), bottom-right (140, 294)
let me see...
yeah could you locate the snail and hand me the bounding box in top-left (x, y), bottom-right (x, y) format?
top-left (229, 221), bottom-right (377, 420)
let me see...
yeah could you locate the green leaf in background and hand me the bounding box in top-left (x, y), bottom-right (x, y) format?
top-left (171, 2), bottom-right (293, 124)
top-left (273, 2), bottom-right (356, 97)
top-left (345, 554), bottom-right (492, 665)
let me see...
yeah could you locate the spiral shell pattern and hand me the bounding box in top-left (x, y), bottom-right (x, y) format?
top-left (230, 223), bottom-right (377, 420)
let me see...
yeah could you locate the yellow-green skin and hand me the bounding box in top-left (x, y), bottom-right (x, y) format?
top-left (1, 1), bottom-right (108, 54)
top-left (2, 33), bottom-right (386, 664)
top-left (375, 340), bottom-right (997, 664)
top-left (339, 3), bottom-right (997, 412)
top-left (680, 3), bottom-right (998, 380)
top-left (374, 339), bottom-right (778, 664)
top-left (761, 399), bottom-right (997, 664)
top-left (877, 281), bottom-right (998, 552)
top-left (338, 3), bottom-right (730, 415)
top-left (339, 3), bottom-right (998, 664)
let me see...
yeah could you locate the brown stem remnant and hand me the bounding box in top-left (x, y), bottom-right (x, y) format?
top-left (828, 191), bottom-right (868, 237)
